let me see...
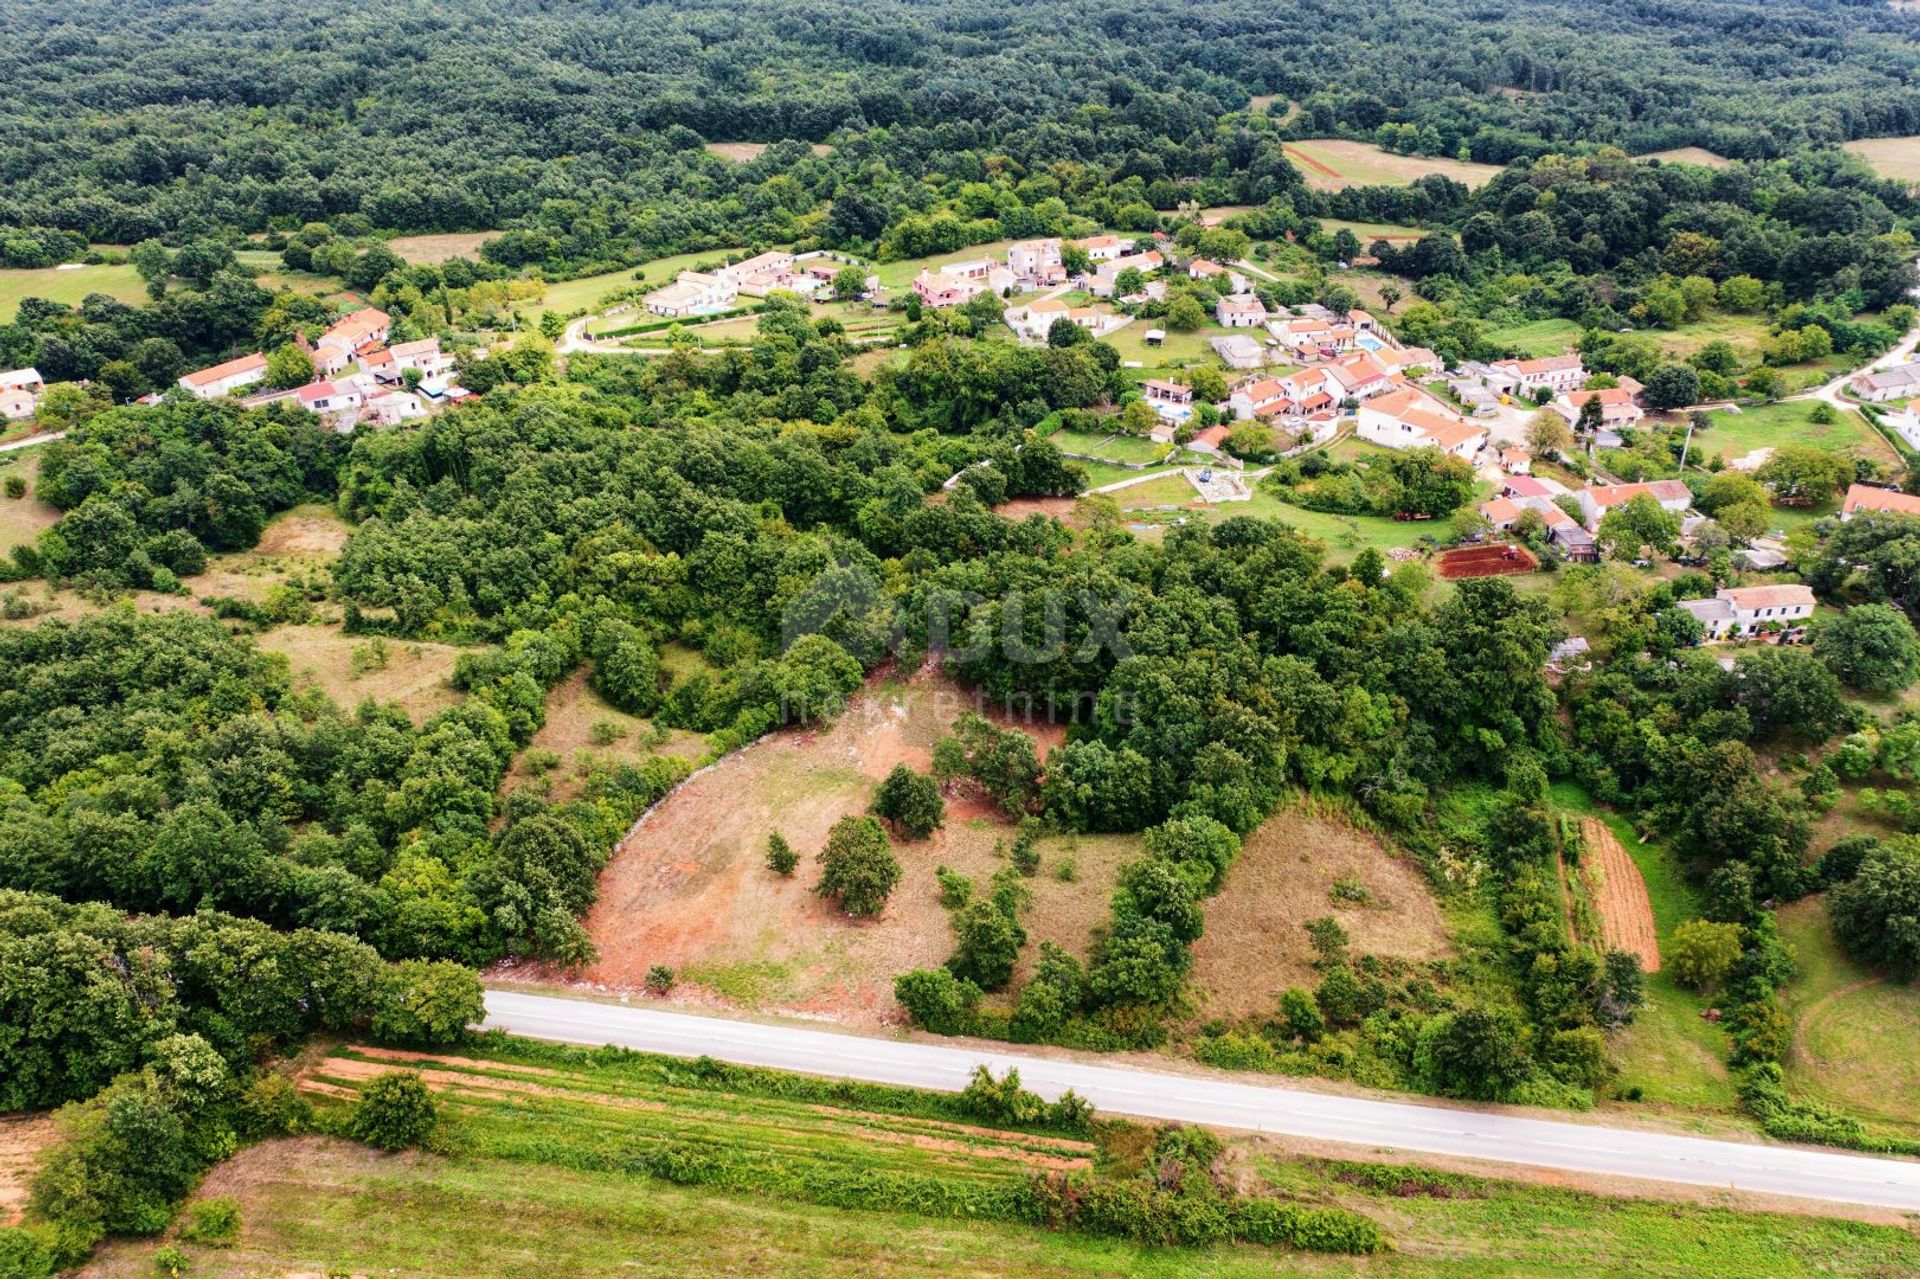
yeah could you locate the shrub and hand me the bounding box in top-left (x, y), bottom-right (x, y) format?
top-left (869, 765), bottom-right (945, 839)
top-left (152, 1244), bottom-right (190, 1277)
top-left (1667, 919), bottom-right (1744, 991)
top-left (646, 964), bottom-right (676, 994)
top-left (765, 831), bottom-right (798, 875)
top-left (814, 815), bottom-right (900, 917)
top-left (892, 967), bottom-right (981, 1035)
top-left (178, 1197), bottom-right (239, 1247)
top-left (3, 475), bottom-right (25, 499)
top-left (371, 960), bottom-right (484, 1048)
top-left (946, 898), bottom-right (1027, 990)
top-left (1828, 839), bottom-right (1920, 980)
top-left (935, 864), bottom-right (973, 908)
top-left (347, 1071), bottom-right (438, 1151)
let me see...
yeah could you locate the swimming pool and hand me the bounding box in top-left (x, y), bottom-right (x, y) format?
top-left (1355, 332), bottom-right (1385, 350)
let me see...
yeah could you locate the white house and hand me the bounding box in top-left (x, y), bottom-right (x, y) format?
top-left (313, 306), bottom-right (392, 375)
top-left (1320, 351), bottom-right (1394, 402)
top-left (646, 270), bottom-right (738, 317)
top-left (0, 389), bottom-right (35, 420)
top-left (1552, 385), bottom-right (1644, 428)
top-left (365, 390), bottom-right (426, 426)
top-left (1187, 259), bottom-right (1248, 291)
top-left (1677, 585), bottom-right (1815, 640)
top-left (1089, 250), bottom-right (1163, 298)
top-left (1211, 335), bottom-right (1267, 371)
top-left (1076, 234), bottom-right (1127, 264)
top-left (389, 338), bottom-right (454, 378)
top-left (1007, 238), bottom-right (1065, 284)
top-left (179, 352), bottom-right (268, 399)
top-left (1215, 293), bottom-right (1268, 328)
top-left (1005, 297), bottom-right (1068, 342)
top-left (1574, 479), bottom-right (1692, 531)
top-left (0, 368), bottom-right (44, 395)
top-left (297, 380), bottom-right (364, 418)
top-left (1850, 363), bottom-right (1920, 403)
top-left (1354, 388), bottom-right (1487, 460)
top-left (1491, 353), bottom-right (1586, 397)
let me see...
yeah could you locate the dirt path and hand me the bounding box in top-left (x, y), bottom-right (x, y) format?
top-left (1581, 819), bottom-right (1661, 972)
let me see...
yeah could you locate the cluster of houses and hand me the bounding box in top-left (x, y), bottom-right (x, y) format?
top-left (1222, 349), bottom-right (1443, 447)
top-left (646, 250), bottom-right (869, 318)
top-left (176, 306), bottom-right (465, 430)
top-left (0, 367), bottom-right (45, 420)
top-left (1475, 475), bottom-right (1694, 563)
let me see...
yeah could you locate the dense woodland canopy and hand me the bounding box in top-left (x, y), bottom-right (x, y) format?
top-left (4, 0), bottom-right (1920, 251)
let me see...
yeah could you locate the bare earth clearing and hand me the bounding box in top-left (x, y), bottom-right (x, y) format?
top-left (0, 1111), bottom-right (57, 1227)
top-left (503, 670), bottom-right (706, 803)
top-left (1580, 818), bottom-right (1661, 973)
top-left (502, 672), bottom-right (1130, 1025)
top-left (1189, 807), bottom-right (1452, 1017)
top-left (255, 627), bottom-right (469, 723)
top-left (386, 232), bottom-right (494, 264)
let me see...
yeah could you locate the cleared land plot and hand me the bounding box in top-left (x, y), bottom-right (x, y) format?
top-left (1321, 220), bottom-right (1426, 244)
top-left (506, 670), bottom-right (706, 803)
top-left (1695, 401), bottom-right (1899, 472)
top-left (1549, 785), bottom-right (1737, 1117)
top-left (1436, 543), bottom-right (1536, 579)
top-left (388, 232), bottom-right (494, 264)
top-left (1777, 897), bottom-right (1920, 1139)
top-left (76, 1130), bottom-right (1920, 1279)
top-left (871, 242), bottom-right (1023, 292)
top-left (1843, 135), bottom-right (1920, 183)
top-left (704, 141), bottom-right (835, 162)
top-left (1111, 472), bottom-right (1200, 508)
top-left (1486, 318), bottom-right (1581, 359)
top-left (0, 449), bottom-right (59, 553)
top-left (519, 248), bottom-right (750, 316)
top-left (0, 262), bottom-right (146, 322)
top-left (526, 672), bottom-right (1135, 1024)
top-left (1045, 427), bottom-right (1170, 466)
top-left (255, 625), bottom-right (468, 723)
top-left (1578, 819), bottom-right (1660, 972)
top-left (1283, 140), bottom-right (1502, 192)
top-left (1636, 147), bottom-right (1733, 168)
top-left (1189, 808), bottom-right (1452, 1018)
top-left (0, 1111), bottom-right (56, 1227)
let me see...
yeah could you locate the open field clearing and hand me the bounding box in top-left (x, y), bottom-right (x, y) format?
top-left (1551, 787), bottom-right (1739, 1118)
top-left (255, 626), bottom-right (469, 723)
top-left (1695, 401), bottom-right (1899, 472)
top-left (1190, 808), bottom-right (1452, 1017)
top-left (0, 1112), bottom-right (56, 1227)
top-left (1637, 147), bottom-right (1732, 168)
top-left (871, 241), bottom-right (1023, 292)
top-left (1046, 426), bottom-right (1170, 466)
top-left (517, 248), bottom-right (750, 316)
top-left (505, 670), bottom-right (706, 803)
top-left (1321, 219), bottom-right (1426, 244)
top-left (1282, 140), bottom-right (1503, 192)
top-left (514, 672), bottom-right (1139, 1023)
top-left (1843, 135), bottom-right (1920, 182)
top-left (704, 141), bottom-right (835, 162)
top-left (73, 1043), bottom-right (1920, 1279)
top-left (0, 262), bottom-right (146, 322)
top-left (1484, 318), bottom-right (1581, 359)
top-left (0, 449), bottom-right (58, 554)
top-left (1777, 898), bottom-right (1920, 1140)
top-left (388, 231), bottom-right (495, 264)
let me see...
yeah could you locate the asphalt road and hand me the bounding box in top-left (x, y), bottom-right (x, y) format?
top-left (483, 989), bottom-right (1920, 1211)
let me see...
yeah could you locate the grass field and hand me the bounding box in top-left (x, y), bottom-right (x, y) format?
top-left (1232, 491), bottom-right (1432, 562)
top-left (1549, 785), bottom-right (1741, 1119)
top-left (1321, 219), bottom-right (1427, 244)
top-left (76, 1038), bottom-right (1920, 1278)
top-left (1282, 140), bottom-right (1503, 192)
top-left (521, 248), bottom-right (752, 316)
top-left (1694, 401), bottom-right (1899, 472)
top-left (1843, 135), bottom-right (1920, 183)
top-left (1776, 898), bottom-right (1920, 1140)
top-left (1046, 427), bottom-right (1171, 465)
top-left (0, 262), bottom-right (146, 322)
top-left (1111, 472), bottom-right (1199, 507)
top-left (0, 449), bottom-right (58, 554)
top-left (388, 231), bottom-right (495, 264)
top-left (1636, 147), bottom-right (1733, 169)
top-left (871, 241), bottom-right (1022, 292)
top-left (1486, 318), bottom-right (1581, 359)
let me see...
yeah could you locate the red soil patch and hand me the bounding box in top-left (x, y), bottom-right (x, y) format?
top-left (1283, 144), bottom-right (1342, 180)
top-left (1580, 819), bottom-right (1661, 972)
top-left (1436, 542), bottom-right (1537, 579)
top-left (994, 495), bottom-right (1084, 525)
top-left (500, 671), bottom-right (1097, 1026)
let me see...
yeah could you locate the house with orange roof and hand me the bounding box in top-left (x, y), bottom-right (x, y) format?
top-left (1841, 483), bottom-right (1920, 519)
top-left (1007, 238), bottom-right (1065, 284)
top-left (314, 306), bottom-right (392, 374)
top-left (1355, 388), bottom-right (1488, 460)
top-left (1215, 293), bottom-right (1267, 328)
top-left (1076, 234), bottom-right (1127, 263)
top-left (178, 352), bottom-right (268, 400)
top-left (1187, 423), bottom-right (1232, 455)
top-left (1574, 479), bottom-right (1691, 531)
top-left (1552, 386), bottom-right (1644, 428)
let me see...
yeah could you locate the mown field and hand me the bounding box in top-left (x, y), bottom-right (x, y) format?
top-left (1694, 401), bottom-right (1898, 472)
top-left (72, 1039), bottom-right (1920, 1279)
top-left (1281, 140), bottom-right (1503, 192)
top-left (0, 262), bottom-right (146, 322)
top-left (1842, 135), bottom-right (1920, 183)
